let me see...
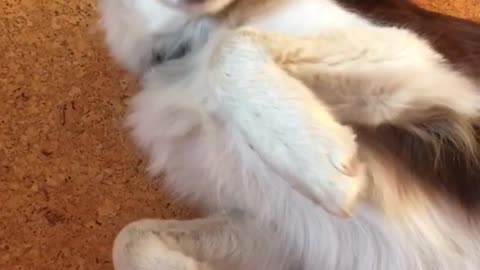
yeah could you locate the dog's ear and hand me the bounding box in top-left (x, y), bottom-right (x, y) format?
top-left (159, 0), bottom-right (235, 15)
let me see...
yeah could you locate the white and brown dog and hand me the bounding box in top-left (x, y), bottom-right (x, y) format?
top-left (99, 0), bottom-right (480, 269)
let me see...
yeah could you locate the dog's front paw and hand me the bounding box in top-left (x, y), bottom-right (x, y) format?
top-left (326, 131), bottom-right (367, 217)
top-left (309, 156), bottom-right (366, 218)
top-left (296, 128), bottom-right (367, 218)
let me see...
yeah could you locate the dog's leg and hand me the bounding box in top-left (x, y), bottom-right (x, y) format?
top-left (112, 212), bottom-right (280, 270)
top-left (234, 27), bottom-right (479, 125)
top-left (207, 30), bottom-right (367, 216)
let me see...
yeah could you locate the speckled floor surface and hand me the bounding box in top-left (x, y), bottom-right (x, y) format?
top-left (0, 1), bottom-right (478, 269)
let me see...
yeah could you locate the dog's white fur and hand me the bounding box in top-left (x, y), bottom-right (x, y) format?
top-left (99, 0), bottom-right (480, 269)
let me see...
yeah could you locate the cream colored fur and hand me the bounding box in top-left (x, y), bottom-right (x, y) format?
top-left (99, 0), bottom-right (480, 269)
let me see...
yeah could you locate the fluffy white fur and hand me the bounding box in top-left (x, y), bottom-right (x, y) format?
top-left (99, 0), bottom-right (480, 269)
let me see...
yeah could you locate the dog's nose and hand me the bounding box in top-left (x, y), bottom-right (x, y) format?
top-left (152, 42), bottom-right (191, 65)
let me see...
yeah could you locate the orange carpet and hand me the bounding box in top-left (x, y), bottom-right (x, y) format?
top-left (0, 1), bottom-right (478, 269)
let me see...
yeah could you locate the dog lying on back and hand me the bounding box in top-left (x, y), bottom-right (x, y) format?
top-left (99, 0), bottom-right (480, 269)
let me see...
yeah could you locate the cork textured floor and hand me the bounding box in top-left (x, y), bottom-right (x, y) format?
top-left (0, 1), bottom-right (478, 269)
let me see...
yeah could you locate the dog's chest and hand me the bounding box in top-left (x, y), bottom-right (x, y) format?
top-left (246, 0), bottom-right (369, 36)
